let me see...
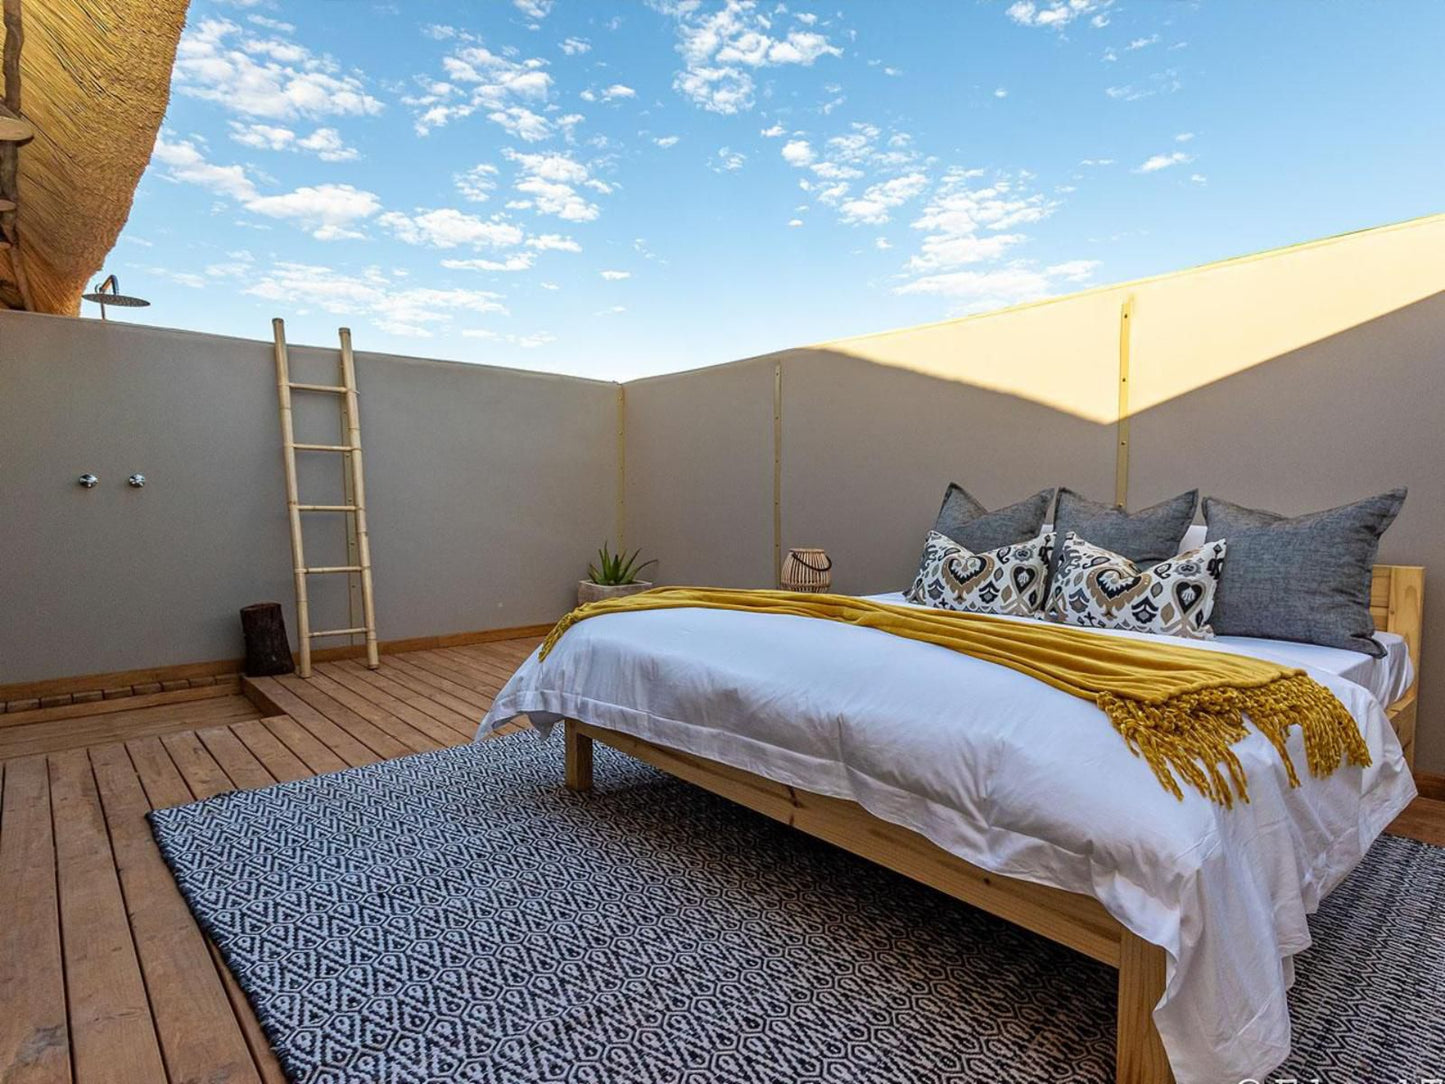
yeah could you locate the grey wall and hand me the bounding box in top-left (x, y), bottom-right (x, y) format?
top-left (624, 356), bottom-right (777, 589)
top-left (1129, 292), bottom-right (1445, 770)
top-left (779, 349), bottom-right (1116, 596)
top-left (0, 312), bottom-right (617, 683)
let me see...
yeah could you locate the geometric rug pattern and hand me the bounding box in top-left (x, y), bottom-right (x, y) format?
top-left (149, 734), bottom-right (1445, 1083)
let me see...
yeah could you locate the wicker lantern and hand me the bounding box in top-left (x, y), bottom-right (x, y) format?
top-left (780, 548), bottom-right (832, 593)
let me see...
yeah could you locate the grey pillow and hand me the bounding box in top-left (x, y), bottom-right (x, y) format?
top-left (1052, 488), bottom-right (1199, 569)
top-left (1203, 489), bottom-right (1406, 657)
top-left (932, 484), bottom-right (1055, 553)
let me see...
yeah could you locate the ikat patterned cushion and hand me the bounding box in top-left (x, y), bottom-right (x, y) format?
top-left (906, 530), bottom-right (1055, 618)
top-left (1045, 532), bottom-right (1227, 640)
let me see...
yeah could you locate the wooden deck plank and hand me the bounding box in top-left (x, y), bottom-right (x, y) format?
top-left (259, 714), bottom-right (354, 774)
top-left (0, 696), bottom-right (260, 761)
top-left (407, 648), bottom-right (510, 698)
top-left (251, 676), bottom-right (409, 760)
top-left (453, 643), bottom-right (530, 685)
top-left (325, 660), bottom-right (479, 737)
top-left (48, 749), bottom-right (169, 1084)
top-left (161, 731), bottom-right (237, 800)
top-left (310, 665), bottom-right (473, 745)
top-left (0, 683), bottom-right (239, 731)
top-left (277, 671), bottom-right (442, 755)
top-left (195, 727), bottom-right (279, 792)
top-left (380, 655), bottom-right (494, 715)
top-left (0, 756), bottom-right (72, 1084)
top-left (230, 719), bottom-right (312, 783)
top-left (88, 743), bottom-right (261, 1084)
top-left (246, 678), bottom-right (387, 765)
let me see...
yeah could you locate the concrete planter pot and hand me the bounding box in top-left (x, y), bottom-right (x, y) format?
top-left (577, 580), bottom-right (652, 606)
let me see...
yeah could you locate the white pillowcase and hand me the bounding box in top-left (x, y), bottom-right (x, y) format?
top-left (905, 530), bottom-right (1055, 618)
top-left (1045, 532), bottom-right (1227, 639)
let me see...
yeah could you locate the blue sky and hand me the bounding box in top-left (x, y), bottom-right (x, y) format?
top-left (111, 0), bottom-right (1445, 379)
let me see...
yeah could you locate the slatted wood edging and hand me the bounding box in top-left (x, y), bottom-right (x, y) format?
top-left (0, 623), bottom-right (553, 707)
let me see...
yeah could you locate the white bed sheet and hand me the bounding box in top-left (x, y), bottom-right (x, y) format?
top-left (481, 603), bottom-right (1416, 1084)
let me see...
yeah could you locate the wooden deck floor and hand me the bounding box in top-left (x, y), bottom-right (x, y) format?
top-left (0, 637), bottom-right (535, 1084)
top-left (0, 632), bottom-right (1440, 1084)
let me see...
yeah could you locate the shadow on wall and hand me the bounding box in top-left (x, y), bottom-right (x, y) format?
top-left (625, 292), bottom-right (1445, 769)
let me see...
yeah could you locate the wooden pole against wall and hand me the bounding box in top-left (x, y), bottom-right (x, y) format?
top-left (615, 383), bottom-right (626, 550)
top-left (1113, 296), bottom-right (1134, 509)
top-left (0, 0), bottom-right (36, 312)
top-left (338, 328), bottom-right (381, 670)
top-left (773, 360), bottom-right (783, 587)
top-left (272, 319), bottom-right (313, 677)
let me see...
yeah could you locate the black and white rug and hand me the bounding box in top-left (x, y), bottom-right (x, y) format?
top-left (150, 734), bottom-right (1445, 1083)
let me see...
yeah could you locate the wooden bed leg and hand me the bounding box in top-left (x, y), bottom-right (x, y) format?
top-left (564, 720), bottom-right (593, 793)
top-left (1116, 930), bottom-right (1174, 1084)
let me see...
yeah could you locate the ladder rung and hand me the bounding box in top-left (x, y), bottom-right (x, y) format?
top-left (303, 565), bottom-right (363, 574)
top-left (309, 627), bottom-right (369, 638)
top-left (297, 504), bottom-right (359, 512)
top-left (292, 443), bottom-right (357, 452)
top-left (288, 382), bottom-right (348, 394)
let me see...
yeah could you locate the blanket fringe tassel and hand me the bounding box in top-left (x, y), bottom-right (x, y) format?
top-left (1099, 673), bottom-right (1373, 807)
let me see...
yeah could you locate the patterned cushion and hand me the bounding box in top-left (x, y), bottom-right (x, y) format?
top-left (906, 530), bottom-right (1054, 618)
top-left (1045, 532), bottom-right (1226, 640)
top-left (932, 484), bottom-right (1056, 553)
top-left (1203, 489), bottom-right (1406, 656)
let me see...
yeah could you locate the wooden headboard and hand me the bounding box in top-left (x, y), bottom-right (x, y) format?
top-left (1371, 564), bottom-right (1425, 766)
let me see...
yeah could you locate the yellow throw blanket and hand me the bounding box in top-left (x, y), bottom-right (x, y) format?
top-left (540, 587), bottom-right (1371, 807)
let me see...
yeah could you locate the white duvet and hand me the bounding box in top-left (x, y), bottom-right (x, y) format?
top-left (481, 598), bottom-right (1417, 1084)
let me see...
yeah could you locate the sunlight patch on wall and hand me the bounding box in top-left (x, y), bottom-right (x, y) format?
top-left (816, 213), bottom-right (1445, 425)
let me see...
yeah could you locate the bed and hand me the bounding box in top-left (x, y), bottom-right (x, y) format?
top-left (480, 563), bottom-right (1423, 1084)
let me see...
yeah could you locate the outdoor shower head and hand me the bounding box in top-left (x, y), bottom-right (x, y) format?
top-left (82, 274), bottom-right (150, 318)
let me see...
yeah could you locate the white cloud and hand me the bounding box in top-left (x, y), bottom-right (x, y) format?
top-left (712, 146), bottom-right (747, 171)
top-left (781, 138), bottom-right (815, 166)
top-left (441, 253), bottom-right (538, 272)
top-left (895, 260), bottom-right (1100, 313)
top-left (994, 87), bottom-right (1008, 98)
top-left (229, 122), bottom-right (358, 161)
top-left (486, 105), bottom-right (555, 142)
top-left (246, 184), bottom-right (382, 240)
top-left (463, 328), bottom-right (557, 348)
top-left (560, 37), bottom-right (591, 55)
top-left (407, 39), bottom-right (553, 135)
top-left (760, 123), bottom-right (786, 137)
top-left (513, 0), bottom-right (554, 20)
top-left (174, 19), bottom-right (383, 120)
top-left (788, 218), bottom-right (804, 227)
top-left (1079, 157), bottom-right (1114, 166)
top-left (246, 262), bottom-right (506, 337)
top-left (1126, 34), bottom-right (1159, 51)
top-left (1190, 173), bottom-right (1208, 186)
top-left (1175, 131), bottom-right (1195, 142)
top-left (526, 233), bottom-right (582, 251)
top-left (838, 171), bottom-right (929, 225)
top-left (455, 164), bottom-right (499, 202)
top-left (599, 270), bottom-right (631, 280)
top-left (153, 134), bottom-right (259, 201)
top-left (655, 0), bottom-right (842, 114)
top-left (654, 135), bottom-right (681, 148)
top-left (1005, 0), bottom-right (1114, 30)
top-left (584, 83), bottom-right (636, 102)
top-left (505, 149), bottom-right (605, 221)
top-left (378, 207), bottom-right (525, 249)
top-left (1135, 150), bottom-right (1193, 173)
top-left (594, 305), bottom-right (627, 316)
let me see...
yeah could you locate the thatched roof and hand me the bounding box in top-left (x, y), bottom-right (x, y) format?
top-left (1, 0), bottom-right (187, 313)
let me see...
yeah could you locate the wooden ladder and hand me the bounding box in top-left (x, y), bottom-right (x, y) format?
top-left (271, 318), bottom-right (379, 677)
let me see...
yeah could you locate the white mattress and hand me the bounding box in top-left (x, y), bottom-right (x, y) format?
top-left (481, 601), bottom-right (1417, 1084)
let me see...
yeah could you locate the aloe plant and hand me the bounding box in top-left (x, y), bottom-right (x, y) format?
top-left (587, 542), bottom-right (657, 586)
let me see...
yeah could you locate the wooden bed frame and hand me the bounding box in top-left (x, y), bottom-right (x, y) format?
top-left (560, 564), bottom-right (1424, 1084)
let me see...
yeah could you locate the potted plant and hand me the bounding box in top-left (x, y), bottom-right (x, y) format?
top-left (578, 542), bottom-right (658, 605)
